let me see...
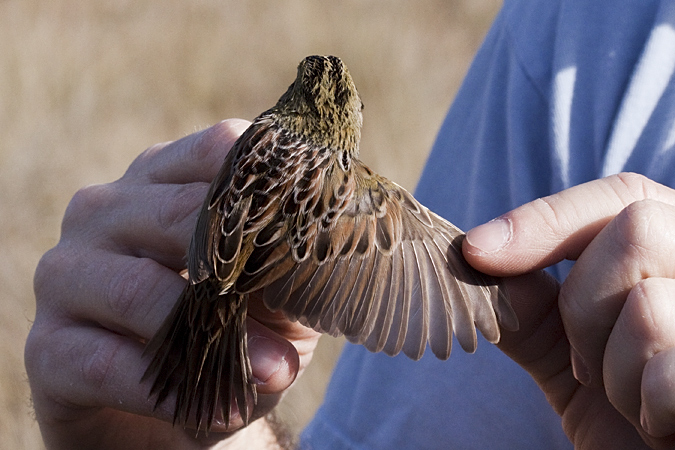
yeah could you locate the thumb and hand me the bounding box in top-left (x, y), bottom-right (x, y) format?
top-left (461, 173), bottom-right (675, 276)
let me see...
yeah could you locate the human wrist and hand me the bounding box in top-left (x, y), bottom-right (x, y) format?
top-left (215, 414), bottom-right (294, 450)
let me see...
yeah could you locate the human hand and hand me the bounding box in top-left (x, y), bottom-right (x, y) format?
top-left (463, 173), bottom-right (675, 449)
top-left (25, 119), bottom-right (321, 450)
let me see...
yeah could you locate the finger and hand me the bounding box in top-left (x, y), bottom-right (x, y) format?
top-left (641, 348), bottom-right (675, 441)
top-left (463, 173), bottom-right (675, 276)
top-left (560, 200), bottom-right (675, 388)
top-left (494, 271), bottom-right (577, 416)
top-left (247, 295), bottom-right (322, 376)
top-left (605, 278), bottom-right (675, 431)
top-left (246, 317), bottom-right (300, 394)
top-left (25, 324), bottom-right (176, 422)
top-left (494, 270), bottom-right (651, 450)
top-left (35, 247), bottom-right (186, 340)
top-left (123, 119), bottom-right (251, 185)
top-left (62, 180), bottom-right (209, 270)
top-left (25, 320), bottom-right (299, 431)
top-left (562, 386), bottom-right (649, 450)
top-left (38, 246), bottom-right (303, 391)
top-left (61, 120), bottom-right (251, 271)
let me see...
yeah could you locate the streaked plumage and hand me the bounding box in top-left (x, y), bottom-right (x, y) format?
top-left (143, 55), bottom-right (518, 432)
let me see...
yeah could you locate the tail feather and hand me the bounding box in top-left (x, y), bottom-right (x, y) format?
top-left (142, 282), bottom-right (255, 432)
top-left (142, 292), bottom-right (191, 406)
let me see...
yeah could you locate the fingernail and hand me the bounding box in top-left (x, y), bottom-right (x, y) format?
top-left (465, 217), bottom-right (512, 254)
top-left (248, 336), bottom-right (289, 383)
top-left (640, 406), bottom-right (652, 436)
top-left (570, 347), bottom-right (591, 386)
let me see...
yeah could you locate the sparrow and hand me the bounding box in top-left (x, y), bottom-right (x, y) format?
top-left (142, 55), bottom-right (518, 432)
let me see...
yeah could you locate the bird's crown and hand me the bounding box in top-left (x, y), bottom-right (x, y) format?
top-left (272, 55), bottom-right (363, 155)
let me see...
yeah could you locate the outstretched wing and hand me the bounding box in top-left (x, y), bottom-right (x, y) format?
top-left (234, 157), bottom-right (517, 361)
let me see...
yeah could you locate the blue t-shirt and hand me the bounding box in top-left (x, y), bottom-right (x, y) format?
top-left (301, 0), bottom-right (675, 448)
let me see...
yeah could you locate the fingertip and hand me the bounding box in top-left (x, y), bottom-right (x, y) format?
top-left (641, 349), bottom-right (675, 438)
top-left (200, 119), bottom-right (252, 154)
top-left (464, 217), bottom-right (513, 256)
top-left (218, 118), bottom-right (253, 138)
top-left (247, 326), bottom-right (299, 394)
top-left (127, 118), bottom-right (252, 185)
top-left (570, 347), bottom-right (592, 386)
top-left (463, 216), bottom-right (518, 276)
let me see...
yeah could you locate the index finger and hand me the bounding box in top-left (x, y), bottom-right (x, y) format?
top-left (123, 119), bottom-right (251, 185)
top-left (560, 200), bottom-right (675, 386)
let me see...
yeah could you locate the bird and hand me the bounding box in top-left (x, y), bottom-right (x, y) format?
top-left (142, 55), bottom-right (518, 433)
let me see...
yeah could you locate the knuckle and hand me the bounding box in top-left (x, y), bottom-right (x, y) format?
top-left (611, 172), bottom-right (654, 200)
top-left (613, 199), bottom-right (664, 253)
top-left (33, 247), bottom-right (63, 304)
top-left (626, 278), bottom-right (675, 345)
top-left (24, 325), bottom-right (49, 383)
top-left (192, 120), bottom-right (244, 163)
top-left (105, 258), bottom-right (162, 324)
top-left (24, 323), bottom-right (70, 399)
top-left (124, 142), bottom-right (171, 178)
top-left (529, 196), bottom-right (569, 236)
top-left (62, 183), bottom-right (117, 231)
top-left (642, 350), bottom-right (675, 410)
top-left (33, 246), bottom-right (75, 312)
top-left (191, 126), bottom-right (221, 163)
top-left (624, 279), bottom-right (661, 341)
top-left (81, 335), bottom-right (123, 390)
top-left (157, 183), bottom-right (205, 231)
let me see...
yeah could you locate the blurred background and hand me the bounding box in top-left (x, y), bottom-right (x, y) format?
top-left (0, 0), bottom-right (500, 447)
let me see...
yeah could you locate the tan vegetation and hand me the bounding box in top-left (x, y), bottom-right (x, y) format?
top-left (0, 0), bottom-right (500, 447)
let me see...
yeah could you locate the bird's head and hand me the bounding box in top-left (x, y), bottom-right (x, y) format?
top-left (274, 55), bottom-right (363, 155)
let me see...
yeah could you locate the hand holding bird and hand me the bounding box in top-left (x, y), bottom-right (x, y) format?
top-left (142, 55), bottom-right (517, 433)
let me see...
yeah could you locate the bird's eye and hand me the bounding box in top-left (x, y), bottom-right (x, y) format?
top-left (360, 101), bottom-right (365, 111)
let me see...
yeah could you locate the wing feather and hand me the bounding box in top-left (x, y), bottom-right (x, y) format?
top-left (382, 242), bottom-right (411, 356)
top-left (401, 241), bottom-right (425, 360)
top-left (432, 225), bottom-right (507, 345)
top-left (357, 250), bottom-right (392, 346)
top-left (344, 250), bottom-right (387, 343)
top-left (301, 256), bottom-right (349, 331)
top-left (336, 250), bottom-right (376, 337)
top-left (320, 255), bottom-right (365, 336)
top-left (286, 258), bottom-right (337, 322)
top-left (420, 239), bottom-right (455, 359)
top-left (366, 243), bottom-right (401, 353)
top-left (204, 145), bottom-right (516, 361)
top-left (188, 123), bottom-right (266, 284)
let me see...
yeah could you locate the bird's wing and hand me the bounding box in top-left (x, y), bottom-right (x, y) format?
top-left (187, 118), bottom-right (328, 288)
top-left (235, 158), bottom-right (517, 360)
top-left (186, 121), bottom-right (256, 285)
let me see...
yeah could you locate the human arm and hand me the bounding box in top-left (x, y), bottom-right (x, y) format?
top-left (464, 172), bottom-right (675, 449)
top-left (25, 119), bottom-right (320, 450)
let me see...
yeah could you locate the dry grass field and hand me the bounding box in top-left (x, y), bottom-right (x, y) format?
top-left (0, 1), bottom-right (500, 447)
